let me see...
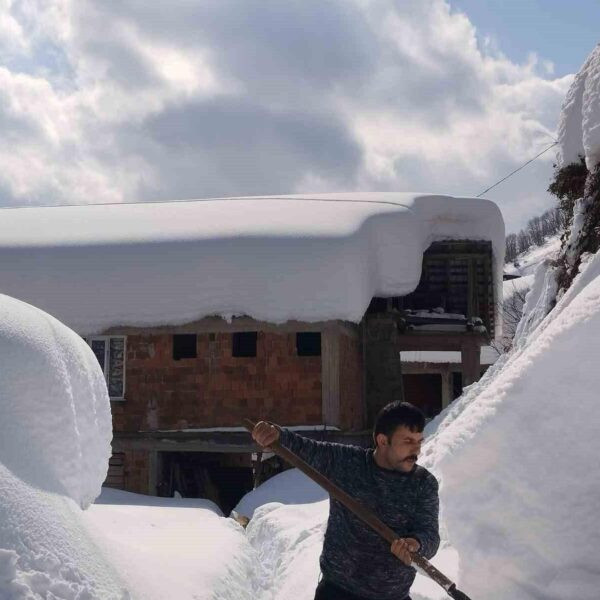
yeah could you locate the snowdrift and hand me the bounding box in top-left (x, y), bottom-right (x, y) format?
top-left (0, 294), bottom-right (112, 507)
top-left (234, 468), bottom-right (326, 518)
top-left (420, 251), bottom-right (600, 599)
top-left (81, 488), bottom-right (258, 600)
top-left (558, 43), bottom-right (600, 170)
top-left (0, 294), bottom-right (123, 598)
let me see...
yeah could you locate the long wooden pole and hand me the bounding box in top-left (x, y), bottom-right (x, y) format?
top-left (243, 419), bottom-right (472, 600)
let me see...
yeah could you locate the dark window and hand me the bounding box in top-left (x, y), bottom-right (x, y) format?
top-left (296, 332), bottom-right (321, 356)
top-left (173, 334), bottom-right (197, 360)
top-left (232, 332), bottom-right (257, 357)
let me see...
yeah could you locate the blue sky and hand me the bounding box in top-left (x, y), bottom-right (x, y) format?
top-left (451, 0), bottom-right (598, 76)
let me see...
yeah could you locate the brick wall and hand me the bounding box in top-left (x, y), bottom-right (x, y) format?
top-left (121, 449), bottom-right (150, 494)
top-left (339, 333), bottom-right (364, 430)
top-left (111, 331), bottom-right (322, 432)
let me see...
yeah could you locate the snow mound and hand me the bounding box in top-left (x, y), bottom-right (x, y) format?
top-left (0, 193), bottom-right (504, 333)
top-left (0, 294), bottom-right (126, 599)
top-left (0, 465), bottom-right (127, 599)
top-left (557, 44), bottom-right (600, 170)
top-left (0, 293), bottom-right (112, 508)
top-left (234, 468), bottom-right (327, 518)
top-left (246, 501), bottom-right (328, 600)
top-left (420, 248), bottom-right (600, 599)
top-left (81, 488), bottom-right (257, 600)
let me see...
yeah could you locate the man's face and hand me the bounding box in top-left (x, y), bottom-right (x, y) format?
top-left (376, 425), bottom-right (424, 472)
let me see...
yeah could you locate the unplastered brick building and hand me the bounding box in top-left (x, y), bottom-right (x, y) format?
top-left (0, 193), bottom-right (504, 513)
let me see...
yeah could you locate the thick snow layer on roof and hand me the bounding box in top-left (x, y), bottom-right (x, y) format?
top-left (502, 273), bottom-right (534, 300)
top-left (400, 345), bottom-right (499, 365)
top-left (0, 193), bottom-right (504, 334)
top-left (557, 44), bottom-right (600, 169)
top-left (419, 247), bottom-right (600, 598)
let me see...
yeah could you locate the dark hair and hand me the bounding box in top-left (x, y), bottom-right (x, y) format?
top-left (373, 401), bottom-right (425, 442)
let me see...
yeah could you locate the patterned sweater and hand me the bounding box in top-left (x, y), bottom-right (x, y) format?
top-left (279, 429), bottom-right (440, 600)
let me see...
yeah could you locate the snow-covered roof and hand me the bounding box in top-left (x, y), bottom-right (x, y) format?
top-left (557, 44), bottom-right (600, 170)
top-left (400, 345), bottom-right (500, 365)
top-left (0, 193), bottom-right (505, 334)
top-left (502, 274), bottom-right (534, 301)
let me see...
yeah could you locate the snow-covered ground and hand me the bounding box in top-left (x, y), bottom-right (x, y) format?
top-left (504, 234), bottom-right (561, 278)
top-left (6, 230), bottom-right (600, 599)
top-left (80, 489), bottom-right (256, 600)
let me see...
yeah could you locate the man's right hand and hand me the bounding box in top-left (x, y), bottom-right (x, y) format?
top-left (252, 421), bottom-right (280, 449)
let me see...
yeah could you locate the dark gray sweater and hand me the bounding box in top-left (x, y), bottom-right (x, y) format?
top-left (279, 429), bottom-right (440, 600)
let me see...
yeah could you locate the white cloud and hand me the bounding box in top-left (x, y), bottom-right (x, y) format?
top-left (0, 0), bottom-right (577, 231)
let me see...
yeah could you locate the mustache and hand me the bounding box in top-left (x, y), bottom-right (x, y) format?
top-left (403, 455), bottom-right (418, 462)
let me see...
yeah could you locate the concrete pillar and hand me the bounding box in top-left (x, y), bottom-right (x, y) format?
top-left (321, 330), bottom-right (340, 427)
top-left (441, 369), bottom-right (453, 409)
top-left (461, 342), bottom-right (480, 388)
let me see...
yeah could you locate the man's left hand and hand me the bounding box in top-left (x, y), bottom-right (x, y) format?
top-left (390, 538), bottom-right (420, 566)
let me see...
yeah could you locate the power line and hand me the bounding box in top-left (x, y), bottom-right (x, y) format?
top-left (1, 141), bottom-right (560, 210)
top-left (476, 141), bottom-right (558, 198)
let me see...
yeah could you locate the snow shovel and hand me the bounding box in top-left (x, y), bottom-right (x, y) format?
top-left (243, 419), bottom-right (472, 600)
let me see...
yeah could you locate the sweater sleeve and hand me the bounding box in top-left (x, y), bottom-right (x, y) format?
top-left (408, 473), bottom-right (440, 559)
top-left (278, 429), bottom-right (356, 480)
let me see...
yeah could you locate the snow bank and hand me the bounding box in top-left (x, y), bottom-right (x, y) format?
top-left (0, 294), bottom-right (125, 599)
top-left (234, 468), bottom-right (327, 518)
top-left (246, 501), bottom-right (328, 600)
top-left (502, 274), bottom-right (534, 301)
top-left (557, 44), bottom-right (600, 170)
top-left (0, 293), bottom-right (112, 508)
top-left (81, 488), bottom-right (257, 600)
top-left (238, 469), bottom-right (457, 600)
top-left (0, 466), bottom-right (127, 599)
top-left (420, 247), bottom-right (600, 599)
top-left (0, 193), bottom-right (504, 334)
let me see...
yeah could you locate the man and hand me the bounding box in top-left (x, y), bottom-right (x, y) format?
top-left (252, 401), bottom-right (439, 600)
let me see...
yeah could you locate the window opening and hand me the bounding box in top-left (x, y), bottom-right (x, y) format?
top-left (232, 332), bottom-right (257, 357)
top-left (296, 332), bottom-right (321, 356)
top-left (173, 334), bottom-right (197, 360)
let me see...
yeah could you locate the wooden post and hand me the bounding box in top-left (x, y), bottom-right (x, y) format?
top-left (461, 341), bottom-right (480, 388)
top-left (321, 330), bottom-right (341, 427)
top-left (440, 369), bottom-right (453, 409)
